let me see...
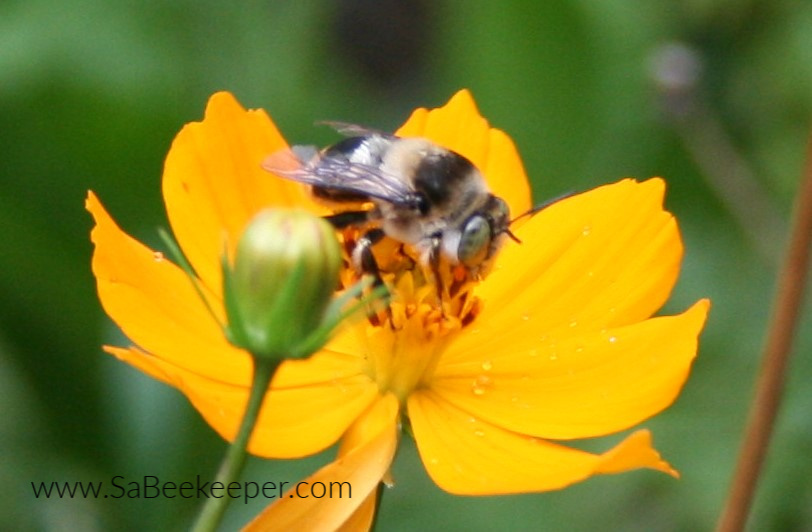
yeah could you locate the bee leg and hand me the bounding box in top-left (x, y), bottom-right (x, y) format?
top-left (428, 234), bottom-right (445, 303)
top-left (352, 228), bottom-right (392, 325)
top-left (352, 228), bottom-right (385, 284)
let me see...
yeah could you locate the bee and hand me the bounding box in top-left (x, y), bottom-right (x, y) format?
top-left (262, 124), bottom-right (517, 294)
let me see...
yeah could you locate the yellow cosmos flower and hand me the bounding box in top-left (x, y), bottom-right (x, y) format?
top-left (87, 90), bottom-right (709, 530)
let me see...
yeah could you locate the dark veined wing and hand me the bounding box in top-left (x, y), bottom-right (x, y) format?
top-left (262, 145), bottom-right (419, 207)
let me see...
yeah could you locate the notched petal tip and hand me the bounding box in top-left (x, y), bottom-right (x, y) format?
top-left (206, 90), bottom-right (240, 109)
top-left (443, 88), bottom-right (479, 114)
top-left (597, 429), bottom-right (679, 478)
top-left (85, 190), bottom-right (98, 210)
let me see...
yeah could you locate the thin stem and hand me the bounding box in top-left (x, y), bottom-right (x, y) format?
top-left (650, 42), bottom-right (785, 264)
top-left (192, 358), bottom-right (279, 532)
top-left (716, 134), bottom-right (812, 532)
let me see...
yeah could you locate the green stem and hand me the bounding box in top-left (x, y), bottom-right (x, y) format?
top-left (191, 358), bottom-right (279, 532)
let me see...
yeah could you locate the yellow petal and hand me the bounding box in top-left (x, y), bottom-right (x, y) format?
top-left (396, 89), bottom-right (532, 216)
top-left (454, 178), bottom-right (683, 354)
top-left (335, 492), bottom-right (378, 532)
top-left (595, 429), bottom-right (677, 477)
top-left (244, 394), bottom-right (399, 531)
top-left (87, 191), bottom-right (251, 386)
top-left (162, 91), bottom-right (318, 296)
top-left (408, 391), bottom-right (674, 495)
top-left (431, 300), bottom-right (709, 439)
top-left (107, 346), bottom-right (379, 458)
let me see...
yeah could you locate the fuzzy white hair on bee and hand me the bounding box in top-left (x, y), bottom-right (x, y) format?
top-left (262, 126), bottom-right (513, 292)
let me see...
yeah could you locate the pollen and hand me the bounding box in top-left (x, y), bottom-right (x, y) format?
top-left (341, 227), bottom-right (485, 403)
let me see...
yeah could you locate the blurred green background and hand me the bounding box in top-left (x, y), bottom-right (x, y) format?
top-left (2, 0), bottom-right (811, 530)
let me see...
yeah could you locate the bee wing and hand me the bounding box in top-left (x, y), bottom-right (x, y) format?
top-left (316, 121), bottom-right (395, 139)
top-left (263, 146), bottom-right (418, 207)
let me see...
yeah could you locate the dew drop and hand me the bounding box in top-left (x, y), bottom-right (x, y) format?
top-left (549, 353), bottom-right (558, 361)
top-left (568, 320), bottom-right (578, 328)
top-left (473, 429), bottom-right (485, 437)
top-left (582, 225), bottom-right (592, 236)
top-left (575, 345), bottom-right (584, 354)
top-left (521, 313), bottom-right (530, 321)
top-left (429, 457), bottom-right (440, 465)
top-left (481, 360), bottom-right (493, 371)
top-left (153, 251), bottom-right (164, 261)
top-left (471, 375), bottom-right (493, 396)
top-left (608, 336), bottom-right (618, 344)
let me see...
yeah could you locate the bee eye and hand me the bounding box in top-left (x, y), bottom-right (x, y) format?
top-left (458, 215), bottom-right (492, 266)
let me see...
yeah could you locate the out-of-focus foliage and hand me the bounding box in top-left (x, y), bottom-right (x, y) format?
top-left (1, 0), bottom-right (810, 530)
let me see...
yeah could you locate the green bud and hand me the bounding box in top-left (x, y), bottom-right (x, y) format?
top-left (223, 208), bottom-right (342, 360)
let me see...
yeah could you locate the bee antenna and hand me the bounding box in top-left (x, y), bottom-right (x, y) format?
top-left (509, 208), bottom-right (538, 225)
top-left (509, 191), bottom-right (575, 225)
top-left (504, 228), bottom-right (522, 244)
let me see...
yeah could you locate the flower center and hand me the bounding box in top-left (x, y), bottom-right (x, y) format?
top-left (339, 231), bottom-right (482, 403)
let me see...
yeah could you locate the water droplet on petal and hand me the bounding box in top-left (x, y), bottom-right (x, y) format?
top-left (481, 360), bottom-right (493, 371)
top-left (549, 352), bottom-right (558, 361)
top-left (153, 251), bottom-right (164, 261)
top-left (568, 320), bottom-right (578, 328)
top-left (608, 336), bottom-right (618, 344)
top-left (471, 375), bottom-right (493, 396)
top-left (582, 225), bottom-right (591, 236)
top-left (429, 457), bottom-right (440, 465)
top-left (575, 345), bottom-right (584, 353)
top-left (521, 313), bottom-right (530, 321)
top-left (473, 429), bottom-right (485, 437)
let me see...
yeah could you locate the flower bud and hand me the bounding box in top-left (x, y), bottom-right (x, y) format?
top-left (223, 208), bottom-right (342, 359)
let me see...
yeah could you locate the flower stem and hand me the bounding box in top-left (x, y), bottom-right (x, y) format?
top-left (716, 134), bottom-right (812, 531)
top-left (192, 358), bottom-right (279, 532)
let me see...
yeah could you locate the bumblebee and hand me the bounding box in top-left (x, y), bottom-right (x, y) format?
top-left (262, 125), bottom-right (515, 292)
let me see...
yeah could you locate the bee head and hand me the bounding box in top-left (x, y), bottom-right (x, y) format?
top-left (457, 195), bottom-right (511, 268)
